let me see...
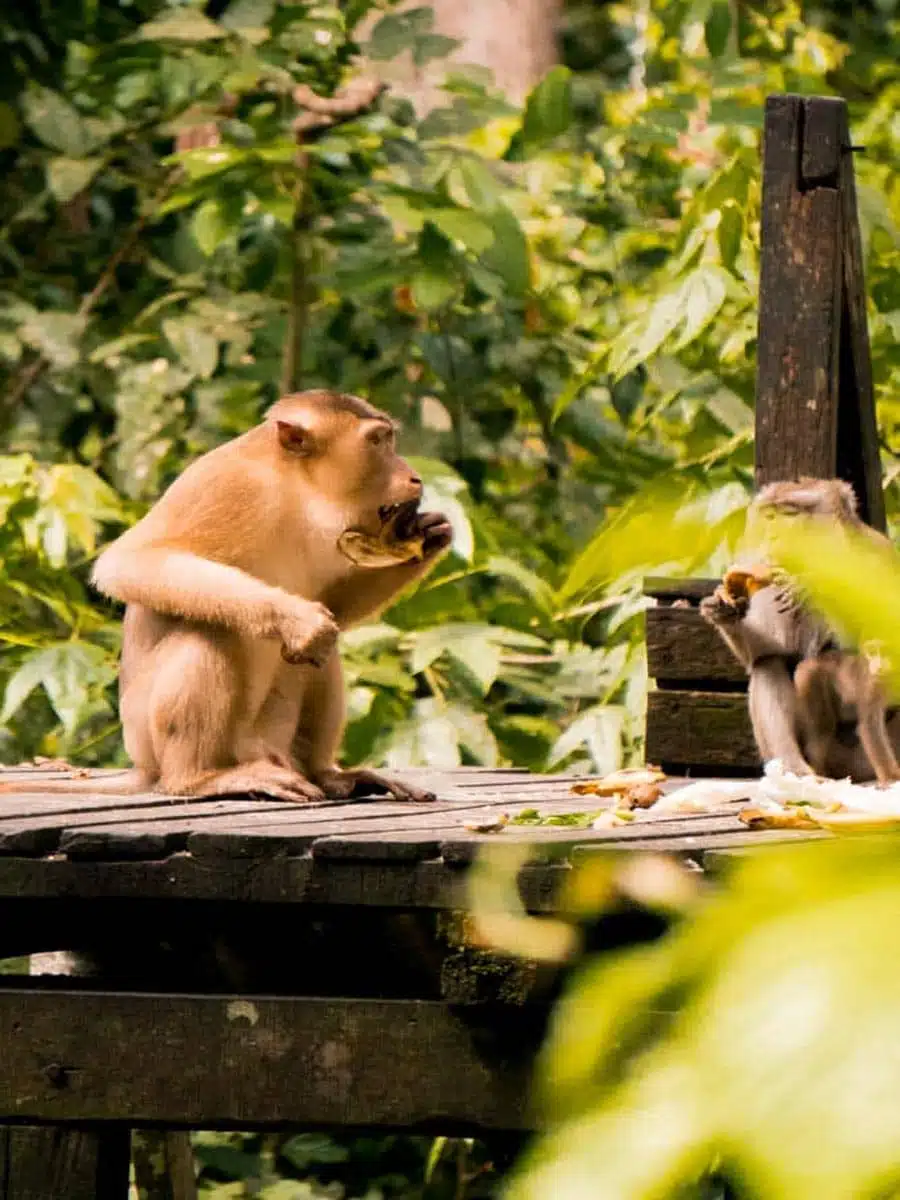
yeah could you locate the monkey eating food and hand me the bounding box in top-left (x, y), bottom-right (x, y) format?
top-left (0, 390), bottom-right (453, 803)
top-left (337, 498), bottom-right (427, 567)
top-left (700, 477), bottom-right (900, 784)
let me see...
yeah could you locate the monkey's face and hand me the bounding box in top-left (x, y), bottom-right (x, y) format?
top-left (284, 412), bottom-right (423, 527)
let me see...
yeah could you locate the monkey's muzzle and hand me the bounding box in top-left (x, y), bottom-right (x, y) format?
top-left (338, 499), bottom-right (426, 568)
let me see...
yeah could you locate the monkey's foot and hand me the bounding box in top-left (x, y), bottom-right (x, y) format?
top-left (699, 585), bottom-right (748, 625)
top-left (313, 767), bottom-right (436, 803)
top-left (279, 602), bottom-right (340, 667)
top-left (188, 763), bottom-right (326, 803)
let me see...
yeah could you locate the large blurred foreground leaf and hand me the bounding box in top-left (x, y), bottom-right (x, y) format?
top-left (504, 838), bottom-right (900, 1200)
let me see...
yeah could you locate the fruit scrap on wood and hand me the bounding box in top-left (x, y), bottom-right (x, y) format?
top-left (571, 766), bottom-right (666, 801)
top-left (738, 805), bottom-right (821, 831)
top-left (463, 813), bottom-right (509, 833)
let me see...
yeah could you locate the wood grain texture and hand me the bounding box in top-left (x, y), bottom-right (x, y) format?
top-left (836, 111), bottom-right (886, 531)
top-left (755, 94), bottom-right (843, 484)
top-left (646, 691), bottom-right (759, 770)
top-left (0, 1125), bottom-right (130, 1200)
top-left (0, 991), bottom-right (537, 1132)
top-left (646, 606), bottom-right (745, 684)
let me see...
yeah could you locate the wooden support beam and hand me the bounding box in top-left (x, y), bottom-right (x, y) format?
top-left (755, 93), bottom-right (885, 528)
top-left (0, 1126), bottom-right (130, 1200)
top-left (0, 990), bottom-right (539, 1133)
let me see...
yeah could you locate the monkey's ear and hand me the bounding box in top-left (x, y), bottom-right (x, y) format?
top-left (276, 420), bottom-right (315, 456)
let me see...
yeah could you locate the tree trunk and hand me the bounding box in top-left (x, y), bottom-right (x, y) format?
top-left (364, 0), bottom-right (561, 112)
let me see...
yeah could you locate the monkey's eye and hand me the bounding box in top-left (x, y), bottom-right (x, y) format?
top-left (365, 424), bottom-right (394, 448)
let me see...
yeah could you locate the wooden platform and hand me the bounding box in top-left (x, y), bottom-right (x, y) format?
top-left (0, 764), bottom-right (822, 909)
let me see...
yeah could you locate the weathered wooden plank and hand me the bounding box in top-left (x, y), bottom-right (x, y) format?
top-left (835, 111), bottom-right (886, 531)
top-left (0, 991), bottom-right (538, 1133)
top-left (646, 691), bottom-right (759, 770)
top-left (756, 93), bottom-right (843, 484)
top-left (0, 1125), bottom-right (130, 1200)
top-left (31, 792), bottom-right (586, 862)
top-left (646, 606), bottom-right (745, 685)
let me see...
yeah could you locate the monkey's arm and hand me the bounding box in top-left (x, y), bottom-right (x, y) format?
top-left (699, 586), bottom-right (787, 671)
top-left (92, 542), bottom-right (338, 666)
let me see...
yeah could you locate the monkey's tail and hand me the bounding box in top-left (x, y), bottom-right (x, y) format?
top-left (0, 769), bottom-right (155, 795)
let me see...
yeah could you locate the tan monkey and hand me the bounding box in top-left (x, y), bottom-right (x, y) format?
top-left (1, 390), bottom-right (452, 802)
top-left (700, 477), bottom-right (900, 784)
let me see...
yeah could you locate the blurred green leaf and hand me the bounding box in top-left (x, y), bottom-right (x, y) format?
top-left (521, 66), bottom-right (574, 152)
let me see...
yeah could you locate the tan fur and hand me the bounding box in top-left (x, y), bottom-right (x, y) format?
top-left (1, 391), bottom-right (452, 802)
top-left (701, 477), bottom-right (900, 784)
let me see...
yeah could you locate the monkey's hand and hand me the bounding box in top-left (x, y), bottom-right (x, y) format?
top-left (279, 602), bottom-right (339, 667)
top-left (699, 584), bottom-right (749, 625)
top-left (415, 511), bottom-right (453, 559)
top-left (312, 766), bottom-right (436, 803)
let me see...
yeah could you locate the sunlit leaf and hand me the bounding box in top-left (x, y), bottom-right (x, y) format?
top-left (521, 66), bottom-right (573, 152)
top-left (47, 157), bottom-right (102, 203)
top-left (138, 11), bottom-right (226, 40)
top-left (163, 316), bottom-right (219, 379)
top-left (21, 88), bottom-right (93, 157)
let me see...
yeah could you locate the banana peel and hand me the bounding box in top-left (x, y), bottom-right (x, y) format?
top-left (571, 766), bottom-right (666, 798)
top-left (722, 564), bottom-right (774, 603)
top-left (338, 499), bottom-right (426, 568)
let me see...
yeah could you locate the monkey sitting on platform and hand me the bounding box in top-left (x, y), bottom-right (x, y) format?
top-left (700, 477), bottom-right (900, 784)
top-left (0, 390), bottom-right (453, 803)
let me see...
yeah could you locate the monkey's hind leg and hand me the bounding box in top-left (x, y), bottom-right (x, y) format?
top-left (146, 629), bottom-right (324, 802)
top-left (793, 657), bottom-right (841, 777)
top-left (748, 657), bottom-right (815, 776)
top-left (840, 655), bottom-right (900, 785)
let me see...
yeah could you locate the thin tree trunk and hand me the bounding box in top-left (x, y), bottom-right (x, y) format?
top-left (362, 0), bottom-right (561, 112)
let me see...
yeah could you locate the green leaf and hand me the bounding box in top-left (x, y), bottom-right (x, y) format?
top-left (20, 312), bottom-right (84, 368)
top-left (670, 265), bottom-right (729, 351)
top-left (220, 0), bottom-right (275, 33)
top-left (0, 643), bottom-right (113, 733)
top-left (47, 157), bottom-right (102, 203)
top-left (608, 266), bottom-right (729, 379)
top-left (163, 317), bottom-right (219, 379)
top-left (138, 11), bottom-right (226, 40)
top-left (480, 205), bottom-right (530, 296)
top-left (705, 0), bottom-right (733, 57)
top-left (411, 268), bottom-right (457, 311)
top-left (428, 208), bottom-right (494, 253)
top-left (412, 625), bottom-right (500, 694)
top-left (88, 333), bottom-right (156, 364)
top-left (21, 88), bottom-right (92, 157)
top-left (281, 1133), bottom-right (349, 1170)
top-left (191, 200), bottom-right (233, 256)
top-left (412, 33), bottom-right (460, 67)
top-left (716, 202), bottom-right (743, 271)
top-left (365, 11), bottom-right (425, 59)
top-left (521, 66), bottom-right (573, 152)
top-left (454, 157), bottom-right (504, 210)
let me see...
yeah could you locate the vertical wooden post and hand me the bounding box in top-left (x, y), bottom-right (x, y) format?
top-left (755, 93), bottom-right (885, 530)
top-left (0, 1126), bottom-right (130, 1200)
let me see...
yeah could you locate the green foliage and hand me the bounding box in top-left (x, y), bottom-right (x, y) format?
top-left (496, 837), bottom-right (900, 1200)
